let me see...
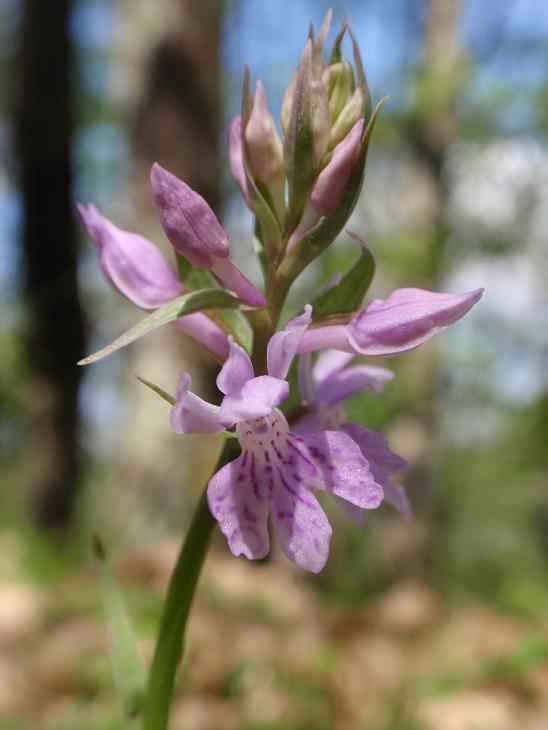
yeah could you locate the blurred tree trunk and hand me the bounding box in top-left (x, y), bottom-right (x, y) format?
top-left (104, 0), bottom-right (224, 540)
top-left (12, 0), bottom-right (86, 531)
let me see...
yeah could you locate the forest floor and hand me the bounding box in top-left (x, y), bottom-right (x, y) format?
top-left (0, 528), bottom-right (547, 730)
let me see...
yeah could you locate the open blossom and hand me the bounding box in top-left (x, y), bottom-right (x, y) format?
top-left (150, 163), bottom-right (265, 308)
top-left (298, 287), bottom-right (484, 356)
top-left (77, 203), bottom-right (229, 358)
top-left (295, 350), bottom-right (411, 524)
top-left (171, 307), bottom-right (384, 573)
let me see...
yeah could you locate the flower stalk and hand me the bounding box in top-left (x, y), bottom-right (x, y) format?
top-left (142, 440), bottom-right (238, 730)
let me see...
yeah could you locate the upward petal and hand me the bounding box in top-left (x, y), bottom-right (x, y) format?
top-left (216, 338), bottom-right (254, 395)
top-left (347, 287), bottom-right (484, 356)
top-left (267, 305), bottom-right (312, 380)
top-left (218, 376), bottom-right (289, 428)
top-left (170, 373), bottom-right (224, 435)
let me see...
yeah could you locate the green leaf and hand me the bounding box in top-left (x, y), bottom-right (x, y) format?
top-left (281, 96), bottom-right (387, 283)
top-left (283, 41), bottom-right (316, 233)
top-left (348, 24), bottom-right (372, 120)
top-left (329, 17), bottom-right (348, 64)
top-left (79, 288), bottom-right (243, 365)
top-left (135, 376), bottom-right (175, 405)
top-left (210, 308), bottom-right (253, 354)
top-left (176, 253), bottom-right (219, 291)
top-left (311, 234), bottom-right (375, 321)
top-left (93, 534), bottom-right (146, 720)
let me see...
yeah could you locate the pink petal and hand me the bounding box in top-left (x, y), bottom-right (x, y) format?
top-left (78, 203), bottom-right (182, 310)
top-left (297, 323), bottom-right (353, 355)
top-left (312, 349), bottom-right (354, 382)
top-left (267, 305), bottom-right (312, 380)
top-left (172, 314), bottom-right (229, 359)
top-left (316, 365), bottom-right (394, 406)
top-left (150, 163), bottom-right (229, 268)
top-left (216, 338), bottom-right (254, 395)
top-left (348, 287), bottom-right (484, 356)
top-left (218, 375), bottom-right (289, 428)
top-left (381, 476), bottom-right (412, 519)
top-left (207, 451), bottom-right (270, 560)
top-left (270, 482), bottom-right (332, 573)
top-left (342, 424), bottom-right (410, 475)
top-left (298, 431), bottom-right (384, 509)
top-left (170, 373), bottom-right (223, 435)
top-left (228, 116), bottom-right (252, 208)
top-left (297, 353), bottom-right (318, 406)
top-left (334, 496), bottom-right (368, 528)
top-left (210, 255), bottom-right (266, 308)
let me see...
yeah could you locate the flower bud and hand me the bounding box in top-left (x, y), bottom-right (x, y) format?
top-left (151, 163), bottom-right (229, 268)
top-left (322, 61), bottom-right (354, 121)
top-left (228, 116), bottom-right (252, 208)
top-left (310, 80), bottom-right (331, 163)
top-left (330, 87), bottom-right (365, 148)
top-left (151, 163), bottom-right (265, 308)
top-left (311, 119), bottom-right (363, 216)
top-left (245, 81), bottom-right (284, 182)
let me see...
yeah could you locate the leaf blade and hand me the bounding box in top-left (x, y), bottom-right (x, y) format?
top-left (311, 234), bottom-right (375, 321)
top-left (79, 288), bottom-right (243, 365)
top-left (93, 534), bottom-right (146, 719)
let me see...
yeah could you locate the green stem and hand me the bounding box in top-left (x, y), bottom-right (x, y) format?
top-left (142, 440), bottom-right (236, 730)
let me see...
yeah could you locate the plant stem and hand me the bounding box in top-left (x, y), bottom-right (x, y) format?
top-left (142, 439), bottom-right (236, 730)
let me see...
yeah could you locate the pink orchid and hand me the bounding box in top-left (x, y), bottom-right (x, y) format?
top-left (298, 287), bottom-right (484, 357)
top-left (295, 350), bottom-right (411, 524)
top-left (171, 307), bottom-right (384, 573)
top-left (77, 203), bottom-right (229, 359)
top-left (150, 163), bottom-right (265, 308)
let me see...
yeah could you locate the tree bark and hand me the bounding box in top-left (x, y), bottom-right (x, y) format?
top-left (12, 0), bottom-right (86, 530)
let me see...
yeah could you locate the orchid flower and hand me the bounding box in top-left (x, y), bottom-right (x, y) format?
top-left (295, 350), bottom-right (411, 524)
top-left (298, 287), bottom-right (484, 357)
top-left (77, 203), bottom-right (229, 358)
top-left (171, 307), bottom-right (384, 573)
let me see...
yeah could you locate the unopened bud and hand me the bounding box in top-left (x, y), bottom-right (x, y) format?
top-left (322, 62), bottom-right (354, 121)
top-left (245, 80), bottom-right (284, 182)
top-left (330, 87), bottom-right (365, 148)
top-left (311, 119), bottom-right (363, 216)
top-left (310, 80), bottom-right (331, 163)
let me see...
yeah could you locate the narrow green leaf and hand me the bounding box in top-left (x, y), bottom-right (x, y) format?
top-left (79, 289), bottom-right (243, 365)
top-left (348, 24), bottom-right (372, 120)
top-left (93, 534), bottom-right (146, 720)
top-left (210, 308), bottom-right (253, 354)
top-left (284, 40), bottom-right (316, 232)
top-left (311, 236), bottom-right (375, 321)
top-left (329, 17), bottom-right (348, 64)
top-left (176, 253), bottom-right (219, 291)
top-left (135, 376), bottom-right (175, 405)
top-left (281, 96), bottom-right (387, 282)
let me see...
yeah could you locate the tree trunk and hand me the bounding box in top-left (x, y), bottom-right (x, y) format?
top-left (12, 0), bottom-right (86, 531)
